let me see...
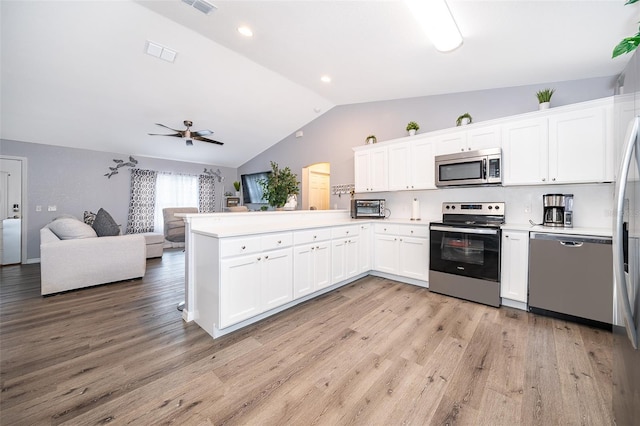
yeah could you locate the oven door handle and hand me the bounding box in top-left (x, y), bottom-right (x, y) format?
top-left (430, 225), bottom-right (498, 235)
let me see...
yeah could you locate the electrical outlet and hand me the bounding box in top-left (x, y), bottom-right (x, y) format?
top-left (47, 205), bottom-right (57, 212)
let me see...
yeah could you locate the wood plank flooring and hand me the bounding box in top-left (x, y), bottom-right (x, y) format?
top-left (1, 249), bottom-right (613, 425)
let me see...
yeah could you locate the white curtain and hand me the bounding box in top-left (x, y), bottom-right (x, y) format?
top-left (154, 172), bottom-right (198, 233)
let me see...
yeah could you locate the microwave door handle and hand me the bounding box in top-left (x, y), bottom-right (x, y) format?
top-left (613, 115), bottom-right (639, 349)
top-left (482, 158), bottom-right (487, 180)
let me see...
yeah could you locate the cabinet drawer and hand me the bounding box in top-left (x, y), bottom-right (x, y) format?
top-left (294, 228), bottom-right (332, 245)
top-left (331, 225), bottom-right (359, 239)
top-left (375, 223), bottom-right (399, 235)
top-left (398, 225), bottom-right (429, 238)
top-left (220, 236), bottom-right (262, 257)
top-left (261, 232), bottom-right (293, 251)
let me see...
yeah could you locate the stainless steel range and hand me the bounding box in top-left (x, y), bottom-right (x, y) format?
top-left (429, 202), bottom-right (505, 307)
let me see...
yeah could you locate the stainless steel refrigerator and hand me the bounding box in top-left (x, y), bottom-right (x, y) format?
top-left (613, 48), bottom-right (640, 424)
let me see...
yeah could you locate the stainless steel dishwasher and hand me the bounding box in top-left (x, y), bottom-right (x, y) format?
top-left (528, 232), bottom-right (613, 326)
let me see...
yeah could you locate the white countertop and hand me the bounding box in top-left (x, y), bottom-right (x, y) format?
top-left (501, 223), bottom-right (612, 237)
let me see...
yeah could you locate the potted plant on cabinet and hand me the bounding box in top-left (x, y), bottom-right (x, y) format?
top-left (233, 180), bottom-right (241, 196)
top-left (365, 135), bottom-right (377, 144)
top-left (406, 121), bottom-right (420, 136)
top-left (536, 88), bottom-right (555, 110)
top-left (456, 113), bottom-right (473, 127)
top-left (258, 161), bottom-right (300, 209)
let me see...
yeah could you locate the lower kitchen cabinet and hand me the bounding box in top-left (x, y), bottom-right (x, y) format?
top-left (220, 246), bottom-right (293, 328)
top-left (293, 240), bottom-right (331, 297)
top-left (500, 230), bottom-right (529, 305)
top-left (374, 223), bottom-right (429, 282)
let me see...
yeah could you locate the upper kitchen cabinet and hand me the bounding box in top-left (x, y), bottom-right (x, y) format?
top-left (502, 98), bottom-right (613, 186)
top-left (434, 125), bottom-right (501, 156)
top-left (388, 137), bottom-right (436, 191)
top-left (354, 145), bottom-right (388, 193)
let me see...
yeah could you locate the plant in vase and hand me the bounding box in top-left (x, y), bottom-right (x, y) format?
top-left (365, 135), bottom-right (377, 144)
top-left (536, 88), bottom-right (554, 110)
top-left (258, 161), bottom-right (300, 209)
top-left (233, 180), bottom-right (241, 196)
top-left (406, 121), bottom-right (420, 136)
top-left (456, 113), bottom-right (473, 127)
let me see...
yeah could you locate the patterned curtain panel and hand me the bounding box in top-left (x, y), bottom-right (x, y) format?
top-left (126, 168), bottom-right (158, 234)
top-left (198, 174), bottom-right (216, 212)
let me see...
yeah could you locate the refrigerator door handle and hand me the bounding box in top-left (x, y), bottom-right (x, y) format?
top-left (614, 116), bottom-right (639, 349)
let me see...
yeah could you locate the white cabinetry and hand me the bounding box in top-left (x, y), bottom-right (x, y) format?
top-left (357, 223), bottom-right (372, 273)
top-left (293, 228), bottom-right (332, 298)
top-left (354, 146), bottom-right (388, 193)
top-left (502, 101), bottom-right (613, 185)
top-left (373, 223), bottom-right (429, 282)
top-left (500, 230), bottom-right (529, 307)
top-left (388, 137), bottom-right (436, 191)
top-left (331, 225), bottom-right (360, 284)
top-left (434, 125), bottom-right (501, 155)
top-left (219, 232), bottom-right (293, 328)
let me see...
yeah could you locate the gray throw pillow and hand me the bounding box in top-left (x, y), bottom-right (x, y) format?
top-left (48, 217), bottom-right (97, 240)
top-left (92, 208), bottom-right (120, 237)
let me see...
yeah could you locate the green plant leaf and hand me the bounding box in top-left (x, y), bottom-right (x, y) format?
top-left (613, 35), bottom-right (640, 58)
top-left (626, 0), bottom-right (639, 5)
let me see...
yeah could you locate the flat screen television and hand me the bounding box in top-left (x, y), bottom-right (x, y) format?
top-left (241, 171), bottom-right (271, 204)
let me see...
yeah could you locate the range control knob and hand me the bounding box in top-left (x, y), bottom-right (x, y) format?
top-left (495, 205), bottom-right (500, 210)
top-left (488, 205), bottom-right (493, 210)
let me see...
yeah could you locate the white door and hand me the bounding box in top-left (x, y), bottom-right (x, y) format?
top-left (0, 158), bottom-right (23, 265)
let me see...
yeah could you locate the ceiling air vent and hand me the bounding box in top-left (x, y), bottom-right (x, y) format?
top-left (182, 0), bottom-right (217, 15)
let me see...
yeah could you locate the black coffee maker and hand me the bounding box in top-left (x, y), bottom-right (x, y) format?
top-left (543, 194), bottom-right (573, 227)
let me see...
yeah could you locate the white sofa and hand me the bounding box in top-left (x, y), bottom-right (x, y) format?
top-left (40, 221), bottom-right (146, 295)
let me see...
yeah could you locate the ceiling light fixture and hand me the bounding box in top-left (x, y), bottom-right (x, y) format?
top-left (405, 0), bottom-right (463, 52)
top-left (238, 26), bottom-right (253, 37)
top-left (320, 75), bottom-right (331, 83)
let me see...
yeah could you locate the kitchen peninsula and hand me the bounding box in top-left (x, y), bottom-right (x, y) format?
top-left (179, 210), bottom-right (430, 339)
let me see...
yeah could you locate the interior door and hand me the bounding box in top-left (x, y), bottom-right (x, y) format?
top-left (0, 158), bottom-right (23, 265)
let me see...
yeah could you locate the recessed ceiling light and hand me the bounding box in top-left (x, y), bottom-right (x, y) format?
top-left (320, 75), bottom-right (331, 83)
top-left (238, 26), bottom-right (253, 37)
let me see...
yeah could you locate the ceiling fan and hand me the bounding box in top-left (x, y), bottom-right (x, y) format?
top-left (148, 120), bottom-right (224, 146)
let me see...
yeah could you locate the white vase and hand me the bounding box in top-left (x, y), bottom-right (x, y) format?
top-left (408, 129), bottom-right (416, 136)
top-left (283, 194), bottom-right (297, 211)
top-left (539, 102), bottom-right (550, 110)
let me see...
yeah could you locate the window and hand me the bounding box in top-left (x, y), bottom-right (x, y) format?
top-left (153, 172), bottom-right (198, 233)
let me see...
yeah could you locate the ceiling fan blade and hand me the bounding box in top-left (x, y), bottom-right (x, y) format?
top-left (194, 129), bottom-right (213, 137)
top-left (154, 123), bottom-right (182, 132)
top-left (148, 132), bottom-right (183, 138)
top-left (194, 136), bottom-right (224, 145)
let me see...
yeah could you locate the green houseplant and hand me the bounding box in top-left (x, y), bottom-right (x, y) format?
top-left (613, 0), bottom-right (640, 58)
top-left (456, 113), bottom-right (473, 127)
top-left (258, 161), bottom-right (300, 208)
top-left (233, 181), bottom-right (241, 192)
top-left (536, 88), bottom-right (555, 110)
top-left (406, 121), bottom-right (420, 136)
top-left (365, 135), bottom-right (377, 144)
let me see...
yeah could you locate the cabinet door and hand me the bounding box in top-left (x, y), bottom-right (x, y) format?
top-left (314, 241), bottom-right (332, 290)
top-left (262, 248), bottom-right (293, 311)
top-left (467, 125), bottom-right (501, 151)
top-left (293, 244), bottom-right (315, 298)
top-left (369, 147), bottom-right (389, 192)
top-left (398, 236), bottom-right (429, 281)
top-left (502, 118), bottom-right (549, 185)
top-left (388, 142), bottom-right (411, 191)
top-left (374, 234), bottom-right (398, 274)
top-left (354, 150), bottom-right (371, 193)
top-left (345, 237), bottom-right (360, 280)
top-left (410, 138), bottom-right (436, 190)
top-left (548, 106), bottom-right (608, 183)
top-left (500, 231), bottom-right (529, 303)
top-left (434, 131), bottom-right (467, 155)
top-left (220, 255), bottom-right (262, 328)
top-left (358, 224), bottom-right (372, 273)
top-left (331, 239), bottom-right (347, 284)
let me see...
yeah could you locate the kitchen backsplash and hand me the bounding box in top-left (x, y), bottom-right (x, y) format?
top-left (379, 183), bottom-right (614, 229)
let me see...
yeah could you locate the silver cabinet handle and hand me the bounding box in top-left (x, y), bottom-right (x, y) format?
top-left (241, 245), bottom-right (246, 250)
top-left (542, 178), bottom-right (546, 182)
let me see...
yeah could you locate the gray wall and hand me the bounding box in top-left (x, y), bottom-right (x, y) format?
top-left (239, 76), bottom-right (618, 209)
top-left (0, 139), bottom-right (237, 261)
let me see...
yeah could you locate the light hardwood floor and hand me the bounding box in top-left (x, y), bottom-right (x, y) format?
top-left (1, 249), bottom-right (613, 425)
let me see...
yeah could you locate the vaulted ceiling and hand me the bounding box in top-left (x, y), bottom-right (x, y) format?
top-left (1, 1), bottom-right (636, 167)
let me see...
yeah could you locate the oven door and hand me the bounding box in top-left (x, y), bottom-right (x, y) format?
top-left (429, 225), bottom-right (501, 281)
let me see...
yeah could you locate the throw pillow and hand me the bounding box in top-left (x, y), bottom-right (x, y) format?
top-left (83, 210), bottom-right (97, 226)
top-left (92, 208), bottom-right (120, 237)
top-left (48, 217), bottom-right (98, 240)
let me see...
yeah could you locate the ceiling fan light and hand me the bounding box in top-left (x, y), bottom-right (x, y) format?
top-left (405, 0), bottom-right (463, 52)
top-left (186, 140), bottom-right (194, 146)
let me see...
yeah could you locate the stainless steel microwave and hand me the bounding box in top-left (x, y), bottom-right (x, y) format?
top-left (435, 148), bottom-right (502, 187)
top-left (351, 199), bottom-right (386, 219)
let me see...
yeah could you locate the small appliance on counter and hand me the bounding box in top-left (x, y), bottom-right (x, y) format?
top-left (351, 199), bottom-right (386, 219)
top-left (542, 193), bottom-right (573, 227)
